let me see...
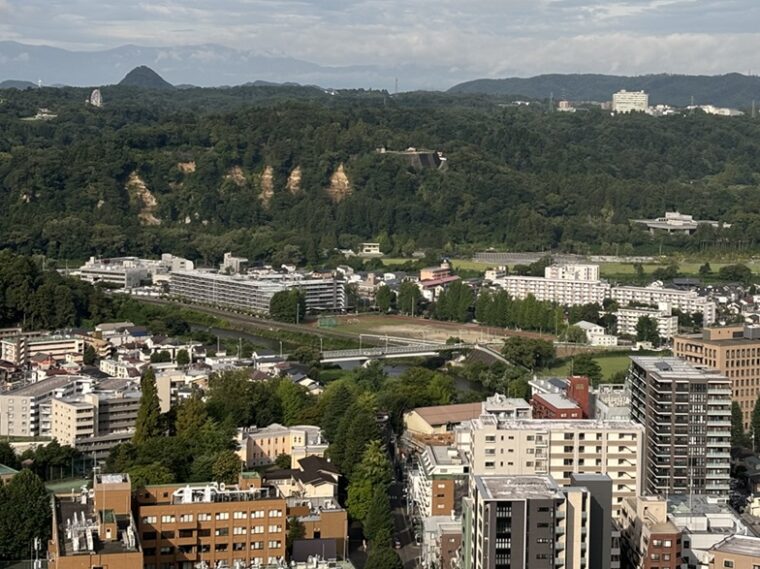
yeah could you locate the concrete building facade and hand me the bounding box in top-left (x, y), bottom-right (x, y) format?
top-left (627, 357), bottom-right (732, 500)
top-left (674, 324), bottom-right (760, 429)
top-left (456, 417), bottom-right (644, 519)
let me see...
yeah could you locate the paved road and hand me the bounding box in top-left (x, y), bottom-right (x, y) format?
top-left (390, 481), bottom-right (421, 568)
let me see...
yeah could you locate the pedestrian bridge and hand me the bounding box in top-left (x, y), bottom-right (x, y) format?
top-left (321, 343), bottom-right (500, 363)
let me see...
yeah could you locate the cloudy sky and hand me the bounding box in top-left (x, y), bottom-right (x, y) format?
top-left (0, 0), bottom-right (758, 78)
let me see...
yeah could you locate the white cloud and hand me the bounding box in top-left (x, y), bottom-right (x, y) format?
top-left (0, 0), bottom-right (758, 82)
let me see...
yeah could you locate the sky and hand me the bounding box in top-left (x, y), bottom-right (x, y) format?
top-left (1, 0), bottom-right (759, 78)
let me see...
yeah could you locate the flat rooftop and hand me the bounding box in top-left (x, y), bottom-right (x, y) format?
top-left (2, 375), bottom-right (88, 397)
top-left (712, 535), bottom-right (760, 557)
top-left (630, 356), bottom-right (729, 382)
top-left (475, 475), bottom-right (564, 501)
top-left (534, 393), bottom-right (580, 410)
top-left (469, 415), bottom-right (642, 432)
top-left (425, 445), bottom-right (466, 467)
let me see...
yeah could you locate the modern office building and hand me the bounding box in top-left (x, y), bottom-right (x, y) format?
top-left (631, 211), bottom-right (729, 235)
top-left (169, 270), bottom-right (346, 315)
top-left (612, 90), bottom-right (649, 113)
top-left (627, 357), bottom-right (732, 500)
top-left (135, 479), bottom-right (287, 568)
top-left (614, 303), bottom-right (679, 340)
top-left (674, 324), bottom-right (760, 429)
top-left (456, 417), bottom-right (643, 519)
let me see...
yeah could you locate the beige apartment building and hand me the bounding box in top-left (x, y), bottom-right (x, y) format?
top-left (674, 324), bottom-right (760, 429)
top-left (456, 416), bottom-right (644, 519)
top-left (0, 334), bottom-right (85, 366)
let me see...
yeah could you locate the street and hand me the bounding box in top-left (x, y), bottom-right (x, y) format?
top-left (390, 480), bottom-right (421, 569)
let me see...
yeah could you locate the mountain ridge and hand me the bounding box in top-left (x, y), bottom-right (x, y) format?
top-left (119, 66), bottom-right (173, 89)
top-left (448, 73), bottom-right (760, 108)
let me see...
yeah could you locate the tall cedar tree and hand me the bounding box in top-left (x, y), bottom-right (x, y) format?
top-left (134, 367), bottom-right (162, 444)
top-left (175, 389), bottom-right (208, 438)
top-left (752, 395), bottom-right (760, 453)
top-left (346, 440), bottom-right (392, 521)
top-left (363, 486), bottom-right (394, 546)
top-left (731, 401), bottom-right (749, 448)
top-left (0, 469), bottom-right (51, 559)
top-left (365, 546), bottom-right (403, 569)
top-left (320, 382), bottom-right (355, 443)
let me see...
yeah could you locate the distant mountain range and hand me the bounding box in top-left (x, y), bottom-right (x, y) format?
top-left (0, 41), bottom-right (465, 91)
top-left (449, 73), bottom-right (760, 108)
top-left (0, 79), bottom-right (37, 90)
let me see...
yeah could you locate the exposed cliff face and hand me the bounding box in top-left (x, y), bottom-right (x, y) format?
top-left (126, 172), bottom-right (160, 225)
top-left (177, 161), bottom-right (196, 174)
top-left (259, 165), bottom-right (274, 207)
top-left (226, 166), bottom-right (246, 187)
top-left (287, 166), bottom-right (302, 195)
top-left (325, 163), bottom-right (351, 203)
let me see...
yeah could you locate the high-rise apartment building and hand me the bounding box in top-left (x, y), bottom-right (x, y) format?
top-left (619, 496), bottom-right (683, 569)
top-left (674, 324), bottom-right (760, 429)
top-left (627, 357), bottom-right (732, 500)
top-left (462, 475), bottom-right (577, 569)
top-left (456, 417), bottom-right (643, 519)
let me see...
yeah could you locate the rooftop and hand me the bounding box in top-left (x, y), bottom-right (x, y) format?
top-left (630, 356), bottom-right (729, 382)
top-left (534, 393), bottom-right (580, 410)
top-left (711, 535), bottom-right (760, 557)
top-left (468, 416), bottom-right (642, 432)
top-left (475, 475), bottom-right (565, 501)
top-left (409, 402), bottom-right (483, 427)
top-left (3, 375), bottom-right (89, 397)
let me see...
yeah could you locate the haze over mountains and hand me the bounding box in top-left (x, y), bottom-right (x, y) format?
top-left (2, 41), bottom-right (760, 108)
top-left (0, 41), bottom-right (461, 91)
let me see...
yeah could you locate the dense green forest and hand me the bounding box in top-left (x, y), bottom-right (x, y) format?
top-left (2, 85), bottom-right (760, 265)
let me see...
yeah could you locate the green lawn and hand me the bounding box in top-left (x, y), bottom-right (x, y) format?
top-left (382, 258), bottom-right (491, 271)
top-left (541, 352), bottom-right (634, 380)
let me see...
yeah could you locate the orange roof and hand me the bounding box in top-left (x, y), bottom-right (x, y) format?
top-left (411, 402), bottom-right (482, 427)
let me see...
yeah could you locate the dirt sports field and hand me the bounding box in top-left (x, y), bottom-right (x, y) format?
top-left (322, 314), bottom-right (556, 345)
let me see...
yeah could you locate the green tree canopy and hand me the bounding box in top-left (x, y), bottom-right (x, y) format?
top-left (133, 367), bottom-right (162, 444)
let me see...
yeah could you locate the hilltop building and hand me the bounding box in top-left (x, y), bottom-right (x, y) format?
top-left (631, 211), bottom-right (730, 235)
top-left (612, 90), bottom-right (649, 113)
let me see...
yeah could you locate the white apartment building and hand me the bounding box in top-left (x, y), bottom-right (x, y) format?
top-left (612, 284), bottom-right (716, 325)
top-left (456, 416), bottom-right (644, 519)
top-left (1, 334), bottom-right (85, 366)
top-left (496, 273), bottom-right (611, 306)
top-left (614, 303), bottom-right (679, 340)
top-left (169, 270), bottom-right (346, 315)
top-left (77, 255), bottom-right (194, 288)
top-left (575, 320), bottom-right (618, 346)
top-left (0, 375), bottom-right (95, 437)
top-left (612, 90), bottom-right (649, 113)
top-left (545, 264), bottom-right (600, 281)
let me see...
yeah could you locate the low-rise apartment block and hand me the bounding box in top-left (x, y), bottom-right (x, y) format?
top-left (1, 334), bottom-right (85, 366)
top-left (169, 269), bottom-right (346, 315)
top-left (238, 424), bottom-right (328, 468)
top-left (674, 324), bottom-right (760, 429)
top-left (620, 496), bottom-right (682, 569)
top-left (456, 416), bottom-right (643, 519)
top-left (409, 445), bottom-right (468, 519)
top-left (615, 303), bottom-right (679, 340)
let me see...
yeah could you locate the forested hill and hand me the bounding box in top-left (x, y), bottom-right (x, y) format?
top-left (448, 73), bottom-right (760, 108)
top-left (2, 85), bottom-right (760, 265)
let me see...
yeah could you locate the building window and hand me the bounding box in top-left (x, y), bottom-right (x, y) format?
top-left (268, 541), bottom-right (282, 549)
top-left (268, 525), bottom-right (281, 533)
top-left (269, 509), bottom-right (282, 517)
top-left (252, 526), bottom-right (264, 534)
top-left (234, 511), bottom-right (247, 519)
top-left (216, 512), bottom-right (230, 521)
top-left (251, 542), bottom-right (264, 550)
top-left (724, 562), bottom-right (734, 568)
top-left (160, 515), bottom-right (175, 523)
top-left (215, 528), bottom-right (229, 537)
top-left (252, 510), bottom-right (265, 518)
top-left (198, 513), bottom-right (211, 521)
top-left (142, 516), bottom-right (157, 524)
top-left (179, 514), bottom-right (193, 522)
top-left (234, 527), bottom-right (247, 535)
